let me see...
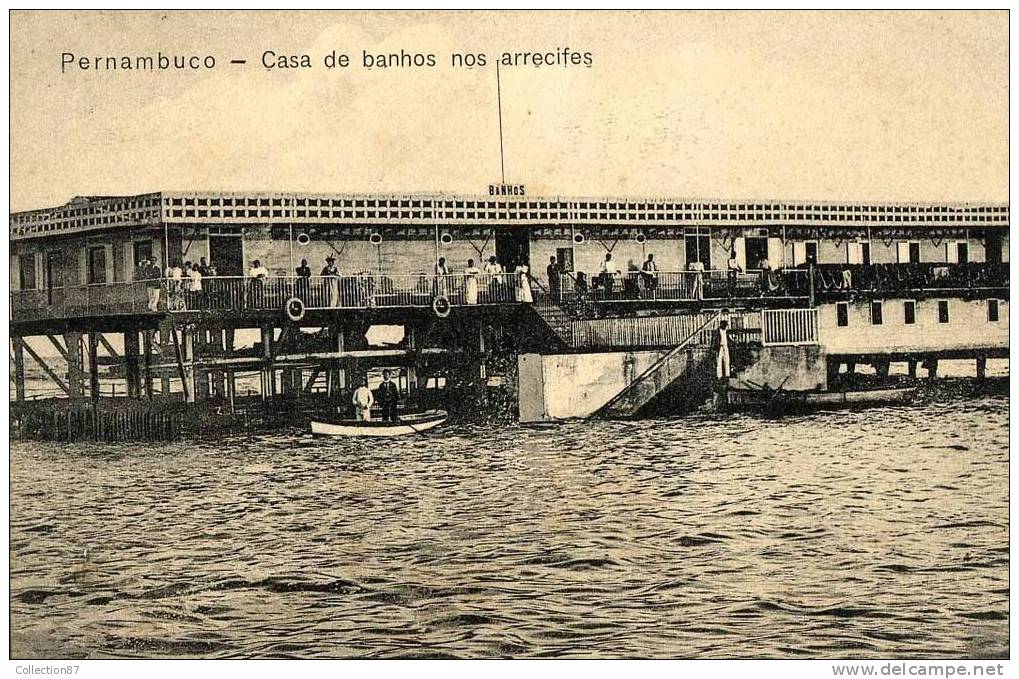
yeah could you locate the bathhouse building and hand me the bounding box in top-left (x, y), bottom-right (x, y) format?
top-left (8, 190), bottom-right (1009, 435)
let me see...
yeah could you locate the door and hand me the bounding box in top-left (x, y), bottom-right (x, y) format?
top-left (985, 232), bottom-right (1002, 263)
top-left (46, 251), bottom-right (63, 306)
top-left (494, 227), bottom-right (531, 270)
top-left (744, 237), bottom-right (769, 269)
top-left (209, 235), bottom-right (244, 276)
top-left (684, 234), bottom-right (711, 268)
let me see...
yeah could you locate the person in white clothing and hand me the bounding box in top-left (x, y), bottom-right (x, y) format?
top-left (352, 379), bottom-right (375, 421)
top-left (716, 320), bottom-right (731, 379)
top-left (464, 259), bottom-right (480, 305)
top-left (515, 263), bottom-right (533, 303)
top-left (599, 253), bottom-right (620, 297)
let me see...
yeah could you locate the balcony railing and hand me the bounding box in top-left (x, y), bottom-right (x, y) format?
top-left (9, 273), bottom-right (529, 321)
top-left (555, 269), bottom-right (812, 303)
top-left (8, 263), bottom-right (1011, 324)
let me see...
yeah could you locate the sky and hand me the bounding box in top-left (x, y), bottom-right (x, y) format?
top-left (8, 10), bottom-right (1009, 212)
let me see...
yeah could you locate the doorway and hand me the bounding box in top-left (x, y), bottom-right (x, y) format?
top-left (744, 237), bottom-right (769, 269)
top-left (46, 251), bottom-right (63, 306)
top-left (495, 227), bottom-right (531, 270)
top-left (209, 235), bottom-right (244, 276)
top-left (985, 232), bottom-right (1002, 263)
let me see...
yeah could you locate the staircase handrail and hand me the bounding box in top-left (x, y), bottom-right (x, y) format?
top-left (595, 310), bottom-right (722, 416)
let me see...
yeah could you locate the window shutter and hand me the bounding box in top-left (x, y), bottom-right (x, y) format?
top-left (104, 245), bottom-right (114, 284)
top-left (10, 254), bottom-right (19, 291)
top-left (79, 248), bottom-right (88, 285)
top-left (896, 242), bottom-right (910, 263)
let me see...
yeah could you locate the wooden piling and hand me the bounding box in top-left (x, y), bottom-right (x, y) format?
top-left (12, 336), bottom-right (26, 402)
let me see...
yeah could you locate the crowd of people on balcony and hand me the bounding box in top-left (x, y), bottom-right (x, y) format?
top-left (129, 248), bottom-right (1007, 314)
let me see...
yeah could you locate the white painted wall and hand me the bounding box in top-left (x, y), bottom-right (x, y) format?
top-left (818, 298), bottom-right (1008, 354)
top-left (517, 349), bottom-right (670, 421)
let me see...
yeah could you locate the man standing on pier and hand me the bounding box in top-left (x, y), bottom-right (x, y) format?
top-left (377, 369), bottom-right (400, 422)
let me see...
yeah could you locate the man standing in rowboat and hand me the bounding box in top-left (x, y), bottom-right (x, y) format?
top-left (377, 370), bottom-right (400, 422)
top-left (352, 379), bottom-right (374, 421)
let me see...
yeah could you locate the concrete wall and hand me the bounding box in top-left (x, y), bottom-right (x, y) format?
top-left (731, 345), bottom-right (828, 392)
top-left (518, 349), bottom-right (671, 421)
top-left (818, 298), bottom-right (1008, 354)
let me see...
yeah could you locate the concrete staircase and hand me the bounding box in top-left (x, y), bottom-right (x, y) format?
top-left (595, 312), bottom-right (722, 418)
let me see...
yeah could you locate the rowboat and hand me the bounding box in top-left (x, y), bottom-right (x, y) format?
top-left (310, 409), bottom-right (448, 437)
top-left (727, 386), bottom-right (916, 413)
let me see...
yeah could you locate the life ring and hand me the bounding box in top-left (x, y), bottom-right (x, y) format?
top-left (285, 297), bottom-right (306, 322)
top-left (432, 295), bottom-right (451, 318)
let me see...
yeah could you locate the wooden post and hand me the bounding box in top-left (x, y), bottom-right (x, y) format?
top-left (63, 331), bottom-right (84, 398)
top-left (907, 359), bottom-right (918, 379)
top-left (194, 325), bottom-right (208, 401)
top-left (87, 331), bottom-right (100, 402)
top-left (12, 336), bottom-right (26, 402)
top-left (976, 356), bottom-right (987, 380)
top-left (405, 324), bottom-right (419, 394)
top-left (124, 330), bottom-right (141, 399)
top-left (260, 324), bottom-right (274, 399)
top-left (183, 326), bottom-right (196, 403)
top-left (925, 357), bottom-right (939, 379)
top-left (158, 321), bottom-right (172, 395)
top-left (142, 329), bottom-right (154, 399)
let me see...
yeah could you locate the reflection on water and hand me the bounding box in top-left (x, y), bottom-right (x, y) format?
top-left (10, 396), bottom-right (1009, 659)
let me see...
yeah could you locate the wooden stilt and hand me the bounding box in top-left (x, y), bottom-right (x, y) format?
top-left (87, 331), bottom-right (100, 402)
top-left (63, 331), bottom-right (84, 398)
top-left (976, 356), bottom-right (987, 380)
top-left (159, 322), bottom-right (172, 395)
top-left (13, 336), bottom-right (26, 402)
top-left (124, 330), bottom-right (141, 398)
top-left (142, 329), bottom-right (154, 399)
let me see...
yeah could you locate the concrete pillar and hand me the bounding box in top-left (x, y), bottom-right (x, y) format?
top-left (12, 336), bottom-right (26, 402)
top-left (826, 359), bottom-right (840, 386)
top-left (976, 356), bottom-right (987, 380)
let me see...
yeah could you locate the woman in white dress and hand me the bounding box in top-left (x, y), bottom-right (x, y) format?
top-left (464, 259), bottom-right (480, 305)
top-left (515, 263), bottom-right (534, 303)
top-left (434, 257), bottom-right (450, 298)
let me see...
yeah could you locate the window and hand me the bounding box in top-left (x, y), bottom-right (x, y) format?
top-left (133, 240), bottom-right (153, 269)
top-left (904, 300), bottom-right (916, 325)
top-left (871, 301), bottom-right (883, 325)
top-left (805, 241), bottom-right (818, 265)
top-left (988, 299), bottom-right (999, 322)
top-left (555, 247), bottom-right (574, 273)
top-left (897, 241), bottom-right (921, 263)
top-left (937, 300), bottom-right (950, 324)
top-left (946, 241), bottom-right (969, 264)
top-left (18, 253), bottom-right (36, 290)
top-left (88, 246), bottom-right (107, 285)
top-left (836, 302), bottom-right (849, 327)
top-left (684, 234), bottom-right (711, 268)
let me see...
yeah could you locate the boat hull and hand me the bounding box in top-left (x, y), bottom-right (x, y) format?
top-left (727, 387), bottom-right (916, 412)
top-left (310, 410), bottom-right (448, 437)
